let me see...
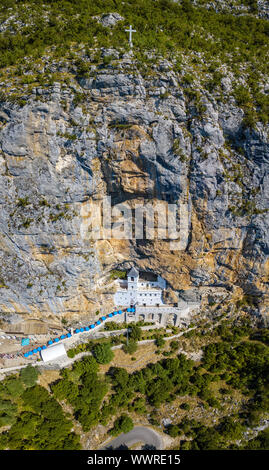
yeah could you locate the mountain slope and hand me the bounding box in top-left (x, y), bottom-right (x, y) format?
top-left (0, 0), bottom-right (268, 326)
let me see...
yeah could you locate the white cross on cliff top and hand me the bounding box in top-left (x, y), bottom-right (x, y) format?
top-left (125, 24), bottom-right (136, 48)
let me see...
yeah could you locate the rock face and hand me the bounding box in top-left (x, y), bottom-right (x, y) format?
top-left (95, 13), bottom-right (125, 27)
top-left (0, 52), bottom-right (268, 325)
top-left (192, 0), bottom-right (269, 20)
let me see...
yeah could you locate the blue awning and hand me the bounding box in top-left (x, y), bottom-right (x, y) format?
top-left (108, 313), bottom-right (113, 317)
top-left (48, 340), bottom-right (53, 345)
top-left (118, 310), bottom-right (123, 314)
top-left (67, 333), bottom-right (71, 337)
top-left (33, 349), bottom-right (38, 353)
top-left (85, 327), bottom-right (90, 331)
top-left (113, 311), bottom-right (117, 315)
top-left (96, 321), bottom-right (101, 325)
top-left (28, 351), bottom-right (33, 356)
top-left (24, 353), bottom-right (29, 358)
top-left (60, 335), bottom-right (65, 339)
top-left (42, 345), bottom-right (46, 350)
top-left (90, 324), bottom-right (95, 329)
top-left (37, 347), bottom-right (41, 351)
top-left (54, 338), bottom-right (59, 342)
top-left (101, 316), bottom-right (106, 321)
top-left (75, 329), bottom-right (80, 333)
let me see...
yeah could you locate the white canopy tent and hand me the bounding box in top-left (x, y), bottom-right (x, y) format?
top-left (40, 343), bottom-right (67, 363)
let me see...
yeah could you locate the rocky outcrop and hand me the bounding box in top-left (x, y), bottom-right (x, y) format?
top-left (192, 0), bottom-right (269, 20)
top-left (0, 50), bottom-right (268, 325)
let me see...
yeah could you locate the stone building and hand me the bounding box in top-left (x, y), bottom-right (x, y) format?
top-left (114, 267), bottom-right (166, 307)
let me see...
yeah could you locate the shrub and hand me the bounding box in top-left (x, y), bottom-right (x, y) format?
top-left (92, 342), bottom-right (114, 364)
top-left (111, 414), bottom-right (134, 436)
top-left (5, 378), bottom-right (24, 397)
top-left (123, 340), bottom-right (138, 355)
top-left (180, 402), bottom-right (191, 411)
top-left (20, 365), bottom-right (39, 387)
top-left (155, 336), bottom-right (165, 348)
top-left (129, 325), bottom-right (142, 342)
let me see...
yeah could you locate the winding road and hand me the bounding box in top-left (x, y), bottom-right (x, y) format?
top-left (101, 426), bottom-right (163, 450)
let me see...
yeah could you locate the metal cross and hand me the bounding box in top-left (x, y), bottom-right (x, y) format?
top-left (125, 24), bottom-right (136, 48)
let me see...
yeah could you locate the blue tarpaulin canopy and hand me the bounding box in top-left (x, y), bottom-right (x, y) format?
top-left (85, 327), bottom-right (90, 331)
top-left (33, 349), bottom-right (38, 353)
top-left (101, 316), bottom-right (106, 321)
top-left (21, 338), bottom-right (30, 346)
top-left (48, 340), bottom-right (53, 345)
top-left (96, 321), bottom-right (101, 325)
top-left (75, 329), bottom-right (80, 333)
top-left (90, 324), bottom-right (95, 329)
top-left (108, 313), bottom-right (113, 317)
top-left (24, 353), bottom-right (29, 358)
top-left (118, 310), bottom-right (123, 314)
top-left (67, 333), bottom-right (71, 337)
top-left (80, 328), bottom-right (84, 332)
top-left (60, 335), bottom-right (65, 339)
top-left (37, 347), bottom-right (41, 351)
top-left (54, 338), bottom-right (59, 342)
top-left (42, 345), bottom-right (46, 350)
top-left (28, 351), bottom-right (33, 356)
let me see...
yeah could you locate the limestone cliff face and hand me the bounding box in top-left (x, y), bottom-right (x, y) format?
top-left (0, 52), bottom-right (268, 325)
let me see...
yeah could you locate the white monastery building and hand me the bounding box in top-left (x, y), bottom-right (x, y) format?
top-left (114, 267), bottom-right (166, 307)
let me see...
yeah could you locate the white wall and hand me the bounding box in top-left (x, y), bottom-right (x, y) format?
top-left (114, 272), bottom-right (166, 307)
top-left (40, 343), bottom-right (67, 363)
top-left (114, 289), bottom-right (163, 306)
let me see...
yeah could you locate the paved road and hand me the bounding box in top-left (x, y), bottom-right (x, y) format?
top-left (101, 426), bottom-right (163, 450)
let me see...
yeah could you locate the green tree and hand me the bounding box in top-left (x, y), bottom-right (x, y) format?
top-left (20, 365), bottom-right (39, 387)
top-left (155, 336), bottom-right (165, 348)
top-left (129, 325), bottom-right (142, 342)
top-left (92, 342), bottom-right (114, 364)
top-left (5, 378), bottom-right (24, 397)
top-left (170, 340), bottom-right (180, 351)
top-left (219, 417), bottom-right (245, 441)
top-left (123, 339), bottom-right (138, 355)
top-left (22, 385), bottom-right (50, 412)
top-left (168, 424), bottom-right (181, 437)
top-left (111, 414), bottom-right (134, 436)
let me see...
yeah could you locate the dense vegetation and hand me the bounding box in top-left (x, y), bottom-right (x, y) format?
top-left (0, 366), bottom-right (81, 449)
top-left (0, 0), bottom-right (268, 69)
top-left (0, 1), bottom-right (268, 123)
top-left (51, 356), bottom-right (109, 431)
top-left (0, 320), bottom-right (268, 449)
top-left (0, 1), bottom-right (268, 450)
top-left (47, 323), bottom-right (269, 448)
